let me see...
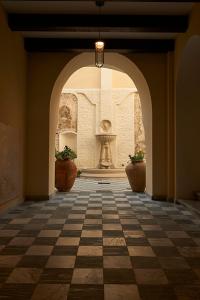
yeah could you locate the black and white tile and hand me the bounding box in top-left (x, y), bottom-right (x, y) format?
top-left (0, 187), bottom-right (200, 299)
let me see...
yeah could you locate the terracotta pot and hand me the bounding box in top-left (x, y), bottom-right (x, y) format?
top-left (125, 160), bottom-right (146, 192)
top-left (55, 159), bottom-right (77, 192)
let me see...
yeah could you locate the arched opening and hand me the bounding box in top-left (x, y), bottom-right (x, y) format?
top-left (56, 66), bottom-right (145, 173)
top-left (49, 53), bottom-right (152, 195)
top-left (176, 35), bottom-right (200, 199)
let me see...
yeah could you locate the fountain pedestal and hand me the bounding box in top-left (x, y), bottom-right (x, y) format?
top-left (96, 134), bottom-right (116, 169)
top-left (80, 131), bottom-right (125, 179)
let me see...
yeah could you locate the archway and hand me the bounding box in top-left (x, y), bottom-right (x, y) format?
top-left (49, 53), bottom-right (152, 195)
top-left (176, 35), bottom-right (200, 199)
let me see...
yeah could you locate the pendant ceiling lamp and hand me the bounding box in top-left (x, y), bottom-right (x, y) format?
top-left (95, 0), bottom-right (104, 68)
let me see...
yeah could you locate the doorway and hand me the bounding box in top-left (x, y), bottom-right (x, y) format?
top-left (49, 53), bottom-right (152, 195)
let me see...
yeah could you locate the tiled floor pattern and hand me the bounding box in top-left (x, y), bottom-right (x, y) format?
top-left (0, 191), bottom-right (200, 299)
top-left (72, 178), bottom-right (130, 192)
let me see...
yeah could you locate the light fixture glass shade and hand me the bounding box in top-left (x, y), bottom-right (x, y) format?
top-left (95, 40), bottom-right (104, 68)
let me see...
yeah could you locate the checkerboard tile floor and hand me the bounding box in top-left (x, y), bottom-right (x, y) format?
top-left (1, 190), bottom-right (200, 299)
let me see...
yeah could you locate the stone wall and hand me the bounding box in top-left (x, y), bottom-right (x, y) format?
top-left (134, 92), bottom-right (146, 153)
top-left (77, 92), bottom-right (97, 168)
top-left (58, 89), bottom-right (145, 169)
top-left (114, 91), bottom-right (135, 167)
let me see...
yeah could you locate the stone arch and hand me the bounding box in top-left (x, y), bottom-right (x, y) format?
top-left (49, 53), bottom-right (152, 195)
top-left (176, 35), bottom-right (200, 199)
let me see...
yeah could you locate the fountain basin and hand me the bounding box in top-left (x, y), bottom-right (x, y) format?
top-left (96, 133), bottom-right (116, 143)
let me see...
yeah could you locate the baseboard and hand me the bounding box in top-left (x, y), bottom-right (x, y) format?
top-left (25, 193), bottom-right (55, 201)
top-left (177, 198), bottom-right (200, 216)
top-left (0, 196), bottom-right (24, 215)
top-left (151, 195), bottom-right (175, 202)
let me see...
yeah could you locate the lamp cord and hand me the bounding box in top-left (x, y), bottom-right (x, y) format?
top-left (98, 3), bottom-right (101, 40)
top-left (96, 0), bottom-right (104, 41)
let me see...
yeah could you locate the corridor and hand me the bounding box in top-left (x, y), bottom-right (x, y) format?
top-left (1, 187), bottom-right (200, 299)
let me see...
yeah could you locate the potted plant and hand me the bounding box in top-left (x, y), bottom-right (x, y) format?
top-left (55, 146), bottom-right (77, 192)
top-left (125, 150), bottom-right (146, 192)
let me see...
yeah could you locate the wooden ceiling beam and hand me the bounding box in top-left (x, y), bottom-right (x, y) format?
top-left (24, 38), bottom-right (174, 52)
top-left (8, 14), bottom-right (188, 33)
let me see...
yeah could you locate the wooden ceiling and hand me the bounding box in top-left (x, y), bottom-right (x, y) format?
top-left (1, 0), bottom-right (197, 53)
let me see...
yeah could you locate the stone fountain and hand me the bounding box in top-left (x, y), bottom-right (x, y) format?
top-left (80, 119), bottom-right (125, 178)
top-left (96, 133), bottom-right (116, 169)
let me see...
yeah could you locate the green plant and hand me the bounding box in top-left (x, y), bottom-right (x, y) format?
top-left (77, 170), bottom-right (82, 177)
top-left (129, 150), bottom-right (144, 163)
top-left (55, 146), bottom-right (77, 160)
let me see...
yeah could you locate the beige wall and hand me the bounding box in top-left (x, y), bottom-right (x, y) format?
top-left (64, 66), bottom-right (136, 89)
top-left (26, 52), bottom-right (75, 199)
top-left (176, 36), bottom-right (200, 199)
top-left (126, 53), bottom-right (170, 199)
top-left (175, 4), bottom-right (200, 200)
top-left (112, 69), bottom-right (136, 89)
top-left (64, 67), bottom-right (101, 89)
top-left (0, 6), bottom-right (27, 212)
